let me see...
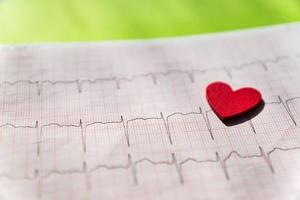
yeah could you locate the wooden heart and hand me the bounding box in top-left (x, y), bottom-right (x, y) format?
top-left (206, 82), bottom-right (262, 120)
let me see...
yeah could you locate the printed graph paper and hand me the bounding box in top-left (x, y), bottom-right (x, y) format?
top-left (0, 23), bottom-right (300, 200)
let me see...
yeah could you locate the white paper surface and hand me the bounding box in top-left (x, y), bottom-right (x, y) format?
top-left (0, 23), bottom-right (300, 200)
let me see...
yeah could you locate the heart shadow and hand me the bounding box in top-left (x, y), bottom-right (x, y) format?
top-left (222, 100), bottom-right (265, 127)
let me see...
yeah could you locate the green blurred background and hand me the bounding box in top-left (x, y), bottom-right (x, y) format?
top-left (0, 0), bottom-right (300, 44)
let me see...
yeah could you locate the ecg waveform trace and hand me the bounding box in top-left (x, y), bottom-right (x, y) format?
top-left (1, 95), bottom-right (299, 146)
top-left (1, 138), bottom-right (300, 186)
top-left (0, 55), bottom-right (294, 95)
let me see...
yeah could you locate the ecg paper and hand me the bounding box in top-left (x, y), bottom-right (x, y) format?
top-left (0, 23), bottom-right (300, 200)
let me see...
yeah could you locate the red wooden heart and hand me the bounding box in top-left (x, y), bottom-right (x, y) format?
top-left (206, 82), bottom-right (262, 120)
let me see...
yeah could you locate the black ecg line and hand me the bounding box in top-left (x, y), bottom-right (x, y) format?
top-left (0, 55), bottom-right (291, 95)
top-left (1, 146), bottom-right (300, 186)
